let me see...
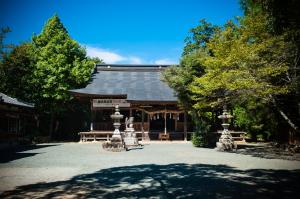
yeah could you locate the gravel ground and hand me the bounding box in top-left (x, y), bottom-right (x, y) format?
top-left (0, 142), bottom-right (300, 198)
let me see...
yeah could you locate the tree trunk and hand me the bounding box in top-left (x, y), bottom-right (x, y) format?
top-left (49, 112), bottom-right (54, 140)
top-left (35, 114), bottom-right (40, 128)
top-left (54, 120), bottom-right (60, 139)
top-left (271, 96), bottom-right (299, 131)
top-left (54, 120), bottom-right (59, 133)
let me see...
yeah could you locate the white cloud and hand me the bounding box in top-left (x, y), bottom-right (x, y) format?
top-left (127, 56), bottom-right (143, 64)
top-left (85, 45), bottom-right (178, 65)
top-left (85, 45), bottom-right (145, 64)
top-left (154, 58), bottom-right (177, 65)
top-left (85, 46), bottom-right (126, 63)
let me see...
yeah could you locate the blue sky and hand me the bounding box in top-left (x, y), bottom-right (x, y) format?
top-left (0, 0), bottom-right (243, 64)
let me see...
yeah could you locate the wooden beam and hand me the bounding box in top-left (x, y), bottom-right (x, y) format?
top-left (184, 111), bottom-right (187, 141)
top-left (137, 108), bottom-right (184, 114)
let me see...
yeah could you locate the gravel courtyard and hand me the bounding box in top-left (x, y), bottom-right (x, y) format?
top-left (0, 142), bottom-right (300, 198)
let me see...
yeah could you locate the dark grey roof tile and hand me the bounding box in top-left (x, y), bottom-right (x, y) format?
top-left (0, 92), bottom-right (34, 108)
top-left (70, 69), bottom-right (177, 102)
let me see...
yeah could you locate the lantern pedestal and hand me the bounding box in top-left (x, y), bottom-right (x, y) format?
top-left (216, 106), bottom-right (236, 151)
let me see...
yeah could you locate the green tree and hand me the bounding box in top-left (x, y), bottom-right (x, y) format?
top-left (191, 14), bottom-right (289, 106)
top-left (163, 50), bottom-right (207, 111)
top-left (239, 0), bottom-right (300, 131)
top-left (233, 101), bottom-right (278, 141)
top-left (0, 43), bottom-right (35, 100)
top-left (164, 1), bottom-right (299, 143)
top-left (31, 14), bottom-right (94, 138)
top-left (163, 20), bottom-right (220, 147)
top-left (0, 27), bottom-right (13, 61)
top-left (190, 111), bottom-right (212, 147)
top-left (189, 13), bottom-right (298, 133)
top-left (182, 19), bottom-right (219, 56)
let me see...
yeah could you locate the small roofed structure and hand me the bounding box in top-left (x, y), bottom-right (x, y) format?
top-left (70, 64), bottom-right (193, 141)
top-left (0, 93), bottom-right (36, 148)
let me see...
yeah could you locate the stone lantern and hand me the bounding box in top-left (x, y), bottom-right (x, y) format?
top-left (111, 105), bottom-right (123, 139)
top-left (102, 105), bottom-right (125, 152)
top-left (216, 105), bottom-right (236, 151)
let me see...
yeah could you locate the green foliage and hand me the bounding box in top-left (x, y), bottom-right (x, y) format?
top-left (190, 13), bottom-right (290, 110)
top-left (233, 103), bottom-right (276, 141)
top-left (164, 1), bottom-right (299, 142)
top-left (162, 50), bottom-right (207, 110)
top-left (238, 1), bottom-right (300, 133)
top-left (240, 0), bottom-right (300, 34)
top-left (0, 43), bottom-right (35, 101)
top-left (31, 14), bottom-right (94, 113)
top-left (183, 19), bottom-right (219, 56)
top-left (0, 15), bottom-right (101, 139)
top-left (191, 113), bottom-right (210, 147)
top-left (0, 27), bottom-right (13, 61)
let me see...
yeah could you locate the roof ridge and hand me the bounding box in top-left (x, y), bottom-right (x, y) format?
top-left (96, 64), bottom-right (175, 67)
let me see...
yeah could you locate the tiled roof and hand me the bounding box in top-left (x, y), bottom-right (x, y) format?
top-left (70, 64), bottom-right (177, 102)
top-left (0, 92), bottom-right (34, 108)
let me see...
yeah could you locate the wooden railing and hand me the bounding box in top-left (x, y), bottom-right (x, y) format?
top-left (92, 122), bottom-right (194, 132)
top-left (93, 122), bottom-right (149, 131)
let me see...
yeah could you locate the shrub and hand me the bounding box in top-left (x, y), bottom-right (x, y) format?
top-left (192, 117), bottom-right (210, 147)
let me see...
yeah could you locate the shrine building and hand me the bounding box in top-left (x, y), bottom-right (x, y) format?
top-left (70, 64), bottom-right (193, 141)
top-left (0, 92), bottom-right (36, 148)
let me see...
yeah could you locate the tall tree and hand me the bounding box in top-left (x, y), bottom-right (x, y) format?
top-left (182, 19), bottom-right (219, 56)
top-left (163, 50), bottom-right (207, 111)
top-left (164, 19), bottom-right (220, 111)
top-left (0, 43), bottom-right (35, 100)
top-left (191, 14), bottom-right (289, 105)
top-left (190, 13), bottom-right (297, 130)
top-left (0, 27), bottom-right (13, 61)
top-left (239, 0), bottom-right (300, 132)
top-left (31, 14), bottom-right (94, 137)
top-left (164, 1), bottom-right (299, 142)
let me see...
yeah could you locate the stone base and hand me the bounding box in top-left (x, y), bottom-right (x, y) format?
top-left (216, 129), bottom-right (237, 151)
top-left (102, 137), bottom-right (125, 152)
top-left (124, 129), bottom-right (139, 148)
top-left (216, 141), bottom-right (236, 151)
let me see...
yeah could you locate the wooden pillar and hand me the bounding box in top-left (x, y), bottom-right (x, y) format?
top-left (141, 110), bottom-right (144, 138)
top-left (164, 111), bottom-right (167, 134)
top-left (90, 100), bottom-right (94, 131)
top-left (7, 118), bottom-right (10, 133)
top-left (184, 111), bottom-right (187, 141)
top-left (147, 113), bottom-right (150, 132)
top-left (175, 113), bottom-right (178, 132)
top-left (17, 118), bottom-right (20, 134)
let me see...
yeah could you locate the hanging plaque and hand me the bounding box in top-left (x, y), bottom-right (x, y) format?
top-left (93, 99), bottom-right (131, 108)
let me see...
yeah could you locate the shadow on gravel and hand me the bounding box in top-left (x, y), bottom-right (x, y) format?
top-left (235, 144), bottom-right (300, 161)
top-left (1, 163), bottom-right (299, 199)
top-left (0, 144), bottom-right (58, 163)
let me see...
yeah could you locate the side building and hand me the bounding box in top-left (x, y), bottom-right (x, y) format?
top-left (0, 92), bottom-right (35, 148)
top-left (70, 64), bottom-right (193, 141)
